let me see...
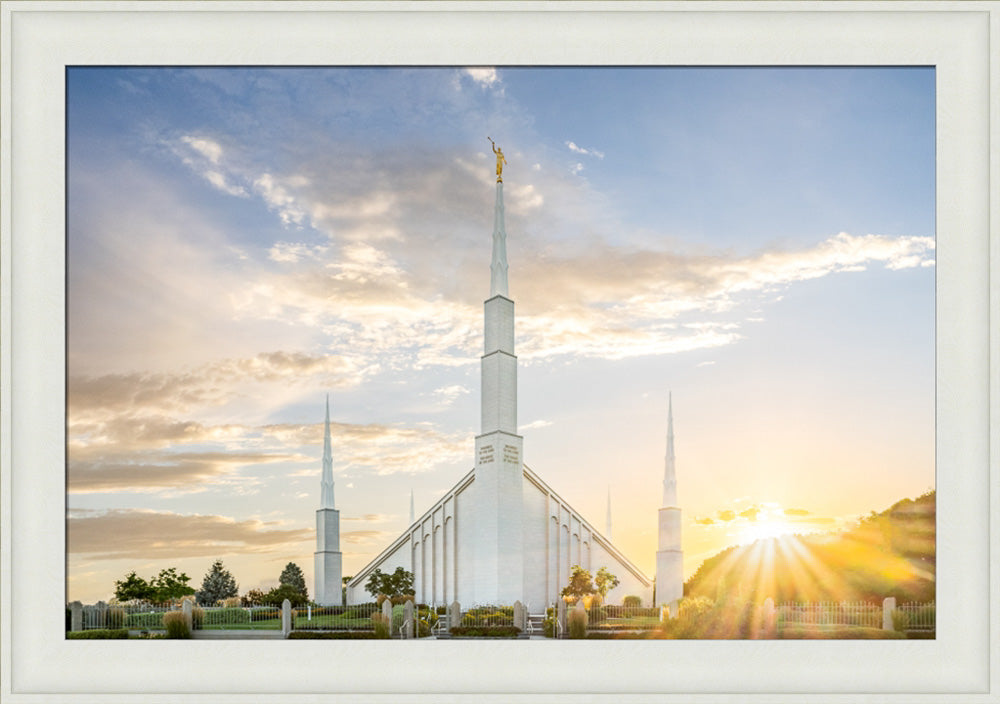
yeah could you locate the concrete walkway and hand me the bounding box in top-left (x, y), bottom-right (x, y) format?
top-left (192, 630), bottom-right (285, 640)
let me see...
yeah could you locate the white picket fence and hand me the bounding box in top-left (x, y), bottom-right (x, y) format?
top-left (776, 601), bottom-right (882, 628)
top-left (774, 599), bottom-right (935, 632)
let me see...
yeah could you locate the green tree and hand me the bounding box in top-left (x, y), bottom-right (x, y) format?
top-left (150, 567), bottom-right (195, 603)
top-left (242, 588), bottom-right (267, 606)
top-left (263, 583), bottom-right (308, 607)
top-left (560, 565), bottom-right (596, 603)
top-left (113, 571), bottom-right (155, 602)
top-left (364, 566), bottom-right (414, 598)
top-left (594, 566), bottom-right (620, 600)
top-left (195, 560), bottom-right (239, 605)
top-left (278, 562), bottom-right (308, 601)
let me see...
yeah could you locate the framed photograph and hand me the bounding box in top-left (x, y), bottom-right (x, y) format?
top-left (2, 3), bottom-right (995, 702)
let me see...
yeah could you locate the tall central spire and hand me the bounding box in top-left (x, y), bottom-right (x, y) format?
top-left (490, 181), bottom-right (509, 298)
top-left (663, 391), bottom-right (677, 507)
top-left (480, 166), bottom-right (516, 436)
top-left (474, 142), bottom-right (523, 605)
top-left (320, 394), bottom-right (335, 509)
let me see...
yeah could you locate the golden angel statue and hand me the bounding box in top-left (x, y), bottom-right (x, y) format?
top-left (488, 137), bottom-right (507, 182)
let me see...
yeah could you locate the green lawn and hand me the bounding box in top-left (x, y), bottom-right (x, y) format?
top-left (292, 614), bottom-right (374, 630)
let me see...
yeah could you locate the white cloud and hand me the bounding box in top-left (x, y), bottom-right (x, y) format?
top-left (181, 135), bottom-right (223, 164)
top-left (462, 67), bottom-right (499, 86)
top-left (433, 385), bottom-right (470, 403)
top-left (570, 163), bottom-right (585, 175)
top-left (566, 141), bottom-right (605, 159)
top-left (175, 135), bottom-right (248, 197)
top-left (520, 419), bottom-right (552, 430)
top-left (204, 170), bottom-right (247, 197)
top-left (253, 173), bottom-right (307, 226)
top-left (268, 241), bottom-right (328, 264)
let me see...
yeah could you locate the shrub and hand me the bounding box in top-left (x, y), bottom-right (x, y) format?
top-left (568, 608), bottom-right (588, 639)
top-left (288, 631), bottom-right (379, 639)
top-left (162, 611), bottom-right (191, 639)
top-left (66, 629), bottom-right (129, 639)
top-left (371, 613), bottom-right (391, 639)
top-left (219, 596), bottom-right (242, 609)
top-left (891, 609), bottom-right (909, 632)
top-left (623, 595), bottom-right (642, 607)
top-left (543, 616), bottom-right (556, 638)
top-left (448, 626), bottom-right (521, 638)
top-left (417, 618), bottom-right (432, 638)
top-left (390, 594), bottom-right (415, 606)
top-left (436, 605), bottom-right (448, 615)
top-left (375, 593), bottom-right (389, 607)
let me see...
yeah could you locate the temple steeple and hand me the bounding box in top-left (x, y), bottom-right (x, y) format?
top-left (320, 394), bottom-right (335, 509)
top-left (480, 174), bottom-right (517, 436)
top-left (656, 392), bottom-right (683, 607)
top-left (474, 144), bottom-right (523, 605)
top-left (315, 394), bottom-right (342, 604)
top-left (490, 181), bottom-right (509, 298)
top-left (663, 391), bottom-right (677, 508)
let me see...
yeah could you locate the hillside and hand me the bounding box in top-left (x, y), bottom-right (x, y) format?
top-left (684, 491), bottom-right (935, 603)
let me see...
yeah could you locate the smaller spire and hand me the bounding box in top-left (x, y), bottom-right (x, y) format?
top-left (409, 489), bottom-right (415, 525)
top-left (320, 394), bottom-right (335, 509)
top-left (663, 391), bottom-right (677, 508)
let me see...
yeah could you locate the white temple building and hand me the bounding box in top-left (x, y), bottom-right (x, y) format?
top-left (338, 154), bottom-right (656, 608)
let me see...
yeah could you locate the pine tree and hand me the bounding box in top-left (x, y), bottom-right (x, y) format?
top-left (195, 560), bottom-right (239, 606)
top-left (279, 562), bottom-right (308, 601)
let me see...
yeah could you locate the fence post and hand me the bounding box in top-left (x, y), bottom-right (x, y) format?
top-left (448, 601), bottom-right (460, 631)
top-left (70, 601), bottom-right (83, 632)
top-left (182, 599), bottom-right (193, 633)
top-left (660, 604), bottom-right (669, 623)
top-left (513, 601), bottom-right (526, 632)
top-left (882, 597), bottom-right (896, 631)
top-left (281, 599), bottom-right (292, 637)
top-left (403, 600), bottom-right (415, 638)
top-left (763, 598), bottom-right (776, 637)
top-left (556, 599), bottom-right (567, 638)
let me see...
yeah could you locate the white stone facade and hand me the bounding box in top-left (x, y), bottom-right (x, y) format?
top-left (314, 508), bottom-right (343, 605)
top-left (344, 464), bottom-right (653, 608)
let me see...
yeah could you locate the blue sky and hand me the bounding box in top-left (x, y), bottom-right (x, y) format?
top-left (66, 67), bottom-right (934, 603)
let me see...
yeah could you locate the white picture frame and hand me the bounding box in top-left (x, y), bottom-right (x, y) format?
top-left (2, 2), bottom-right (995, 702)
